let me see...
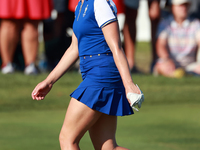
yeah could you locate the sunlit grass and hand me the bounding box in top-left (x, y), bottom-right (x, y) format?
top-left (0, 42), bottom-right (200, 150)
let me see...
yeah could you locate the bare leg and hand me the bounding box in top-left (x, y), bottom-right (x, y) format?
top-left (0, 19), bottom-right (19, 66)
top-left (148, 0), bottom-right (160, 69)
top-left (123, 6), bottom-right (137, 71)
top-left (59, 98), bottom-right (102, 150)
top-left (21, 19), bottom-right (39, 66)
top-left (89, 114), bottom-right (130, 150)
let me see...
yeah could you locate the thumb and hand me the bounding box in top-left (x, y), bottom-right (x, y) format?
top-left (31, 87), bottom-right (39, 99)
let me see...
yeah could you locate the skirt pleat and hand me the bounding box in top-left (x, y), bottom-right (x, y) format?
top-left (70, 54), bottom-right (134, 116)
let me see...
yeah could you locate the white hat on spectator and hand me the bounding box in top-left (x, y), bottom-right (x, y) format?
top-left (171, 0), bottom-right (191, 5)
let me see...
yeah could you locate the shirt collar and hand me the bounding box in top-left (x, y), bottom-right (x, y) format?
top-left (170, 16), bottom-right (190, 28)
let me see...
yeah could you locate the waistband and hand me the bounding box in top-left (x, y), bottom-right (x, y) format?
top-left (80, 53), bottom-right (113, 60)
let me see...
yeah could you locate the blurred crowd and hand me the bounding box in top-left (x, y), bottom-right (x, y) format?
top-left (0, 0), bottom-right (200, 78)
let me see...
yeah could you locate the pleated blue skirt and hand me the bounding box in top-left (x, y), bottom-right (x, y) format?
top-left (70, 53), bottom-right (134, 116)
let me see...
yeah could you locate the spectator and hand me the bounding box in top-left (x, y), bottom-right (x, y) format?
top-left (68, 0), bottom-right (124, 14)
top-left (0, 0), bottom-right (52, 74)
top-left (189, 0), bottom-right (200, 19)
top-left (123, 0), bottom-right (161, 73)
top-left (43, 0), bottom-right (74, 71)
top-left (154, 0), bottom-right (200, 78)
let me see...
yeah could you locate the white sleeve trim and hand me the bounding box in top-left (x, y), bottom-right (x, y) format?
top-left (94, 0), bottom-right (117, 28)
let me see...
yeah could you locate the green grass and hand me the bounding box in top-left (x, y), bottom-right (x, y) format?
top-left (0, 42), bottom-right (200, 150)
top-left (1, 73), bottom-right (200, 150)
top-left (1, 104), bottom-right (199, 150)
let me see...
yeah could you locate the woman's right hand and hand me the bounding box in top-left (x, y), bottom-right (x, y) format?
top-left (31, 80), bottom-right (53, 100)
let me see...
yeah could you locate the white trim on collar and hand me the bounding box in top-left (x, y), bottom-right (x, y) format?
top-left (171, 18), bottom-right (190, 28)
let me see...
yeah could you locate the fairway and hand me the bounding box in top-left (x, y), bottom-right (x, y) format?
top-left (0, 72), bottom-right (200, 150)
top-left (0, 104), bottom-right (199, 150)
top-left (0, 42), bottom-right (200, 150)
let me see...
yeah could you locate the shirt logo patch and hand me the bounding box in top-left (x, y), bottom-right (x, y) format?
top-left (83, 4), bottom-right (89, 17)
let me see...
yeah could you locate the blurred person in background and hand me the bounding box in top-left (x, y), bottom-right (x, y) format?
top-left (154, 0), bottom-right (200, 78)
top-left (189, 0), bottom-right (200, 62)
top-left (43, 0), bottom-right (74, 71)
top-left (68, 0), bottom-right (124, 15)
top-left (123, 0), bottom-right (161, 73)
top-left (189, 0), bottom-right (200, 20)
top-left (0, 0), bottom-right (52, 74)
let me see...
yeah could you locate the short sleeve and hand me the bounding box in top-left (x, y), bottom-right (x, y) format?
top-left (94, 0), bottom-right (117, 28)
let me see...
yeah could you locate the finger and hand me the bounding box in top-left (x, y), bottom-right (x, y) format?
top-left (32, 92), bottom-right (36, 100)
top-left (31, 86), bottom-right (38, 99)
top-left (32, 91), bottom-right (36, 99)
top-left (32, 90), bottom-right (39, 100)
top-left (36, 96), bottom-right (43, 101)
top-left (35, 93), bottom-right (45, 100)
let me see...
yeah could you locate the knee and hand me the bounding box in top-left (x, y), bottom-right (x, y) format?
top-left (148, 1), bottom-right (160, 21)
top-left (22, 26), bottom-right (38, 39)
top-left (1, 19), bottom-right (18, 33)
top-left (59, 131), bottom-right (66, 146)
top-left (59, 131), bottom-right (71, 147)
top-left (59, 130), bottom-right (79, 149)
top-left (149, 10), bottom-right (160, 21)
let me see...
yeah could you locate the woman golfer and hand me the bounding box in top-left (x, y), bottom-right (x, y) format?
top-left (32, 0), bottom-right (144, 149)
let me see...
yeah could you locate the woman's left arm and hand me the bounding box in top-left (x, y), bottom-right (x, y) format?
top-left (102, 21), bottom-right (140, 95)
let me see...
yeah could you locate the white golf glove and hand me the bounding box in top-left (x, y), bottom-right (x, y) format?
top-left (127, 84), bottom-right (144, 112)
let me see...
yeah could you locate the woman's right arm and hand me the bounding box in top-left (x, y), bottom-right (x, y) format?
top-left (31, 33), bottom-right (79, 100)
